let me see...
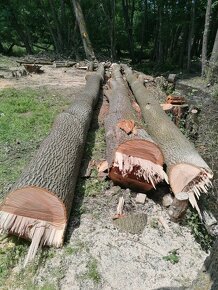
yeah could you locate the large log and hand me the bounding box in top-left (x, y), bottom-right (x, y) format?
top-left (123, 65), bottom-right (213, 218)
top-left (104, 64), bottom-right (167, 192)
top-left (0, 64), bottom-right (104, 265)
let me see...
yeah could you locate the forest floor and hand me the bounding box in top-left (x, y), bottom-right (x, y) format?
top-left (0, 55), bottom-right (217, 290)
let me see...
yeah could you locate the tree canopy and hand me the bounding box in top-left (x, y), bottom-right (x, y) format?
top-left (0, 0), bottom-right (218, 72)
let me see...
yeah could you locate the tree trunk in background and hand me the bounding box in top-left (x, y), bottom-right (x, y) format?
top-left (207, 28), bottom-right (218, 82)
top-left (122, 0), bottom-right (135, 62)
top-left (187, 0), bottom-right (195, 71)
top-left (201, 0), bottom-right (212, 77)
top-left (39, 0), bottom-right (60, 52)
top-left (140, 0), bottom-right (148, 60)
top-left (8, 7), bottom-right (33, 54)
top-left (110, 0), bottom-right (116, 61)
top-left (0, 40), bottom-right (5, 54)
top-left (72, 0), bottom-right (95, 60)
top-left (49, 0), bottom-right (64, 52)
top-left (157, 0), bottom-right (163, 65)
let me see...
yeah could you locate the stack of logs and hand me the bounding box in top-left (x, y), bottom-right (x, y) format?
top-left (0, 62), bottom-right (215, 264)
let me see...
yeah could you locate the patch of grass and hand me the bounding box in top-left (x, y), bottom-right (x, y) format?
top-left (0, 88), bottom-right (71, 200)
top-left (185, 211), bottom-right (214, 252)
top-left (77, 170), bottom-right (110, 197)
top-left (0, 236), bottom-right (28, 286)
top-left (76, 126), bottom-right (109, 197)
top-left (84, 127), bottom-right (106, 160)
top-left (86, 258), bottom-right (101, 284)
top-left (163, 249), bottom-right (180, 264)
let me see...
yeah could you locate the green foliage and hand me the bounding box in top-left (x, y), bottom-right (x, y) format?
top-left (163, 249), bottom-right (180, 264)
top-left (86, 258), bottom-right (101, 284)
top-left (185, 211), bottom-right (214, 252)
top-left (0, 0), bottom-right (217, 70)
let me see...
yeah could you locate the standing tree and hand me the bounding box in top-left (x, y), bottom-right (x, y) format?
top-left (187, 0), bottom-right (195, 71)
top-left (201, 0), bottom-right (212, 77)
top-left (207, 28), bottom-right (218, 82)
top-left (72, 0), bottom-right (95, 60)
top-left (122, 0), bottom-right (135, 62)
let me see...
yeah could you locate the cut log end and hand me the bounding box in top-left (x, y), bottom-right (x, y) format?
top-left (109, 140), bottom-right (168, 191)
top-left (170, 164), bottom-right (213, 216)
top-left (0, 186), bottom-right (66, 263)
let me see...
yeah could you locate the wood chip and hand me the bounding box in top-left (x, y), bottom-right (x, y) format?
top-left (97, 160), bottom-right (108, 173)
top-left (135, 193), bottom-right (147, 204)
top-left (117, 119), bottom-right (135, 134)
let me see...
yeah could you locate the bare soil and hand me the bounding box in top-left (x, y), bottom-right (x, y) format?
top-left (0, 59), bottom-right (217, 290)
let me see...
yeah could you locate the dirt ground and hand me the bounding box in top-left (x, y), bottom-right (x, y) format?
top-left (0, 58), bottom-right (217, 290)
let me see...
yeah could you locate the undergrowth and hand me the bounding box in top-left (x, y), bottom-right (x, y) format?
top-left (185, 210), bottom-right (214, 252)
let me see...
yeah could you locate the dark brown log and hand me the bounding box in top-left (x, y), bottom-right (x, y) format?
top-left (123, 65), bottom-right (213, 219)
top-left (24, 64), bottom-right (44, 74)
top-left (104, 64), bottom-right (167, 192)
top-left (0, 64), bottom-right (104, 265)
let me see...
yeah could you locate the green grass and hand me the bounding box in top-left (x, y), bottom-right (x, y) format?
top-left (86, 258), bottom-right (101, 284)
top-left (163, 249), bottom-right (180, 264)
top-left (0, 88), bottom-right (71, 200)
top-left (0, 87), bottom-right (71, 287)
top-left (0, 236), bottom-right (28, 286)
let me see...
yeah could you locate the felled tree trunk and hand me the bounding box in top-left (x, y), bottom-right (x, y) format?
top-left (0, 64), bottom-right (104, 265)
top-left (104, 64), bottom-right (167, 192)
top-left (123, 65), bottom-right (213, 219)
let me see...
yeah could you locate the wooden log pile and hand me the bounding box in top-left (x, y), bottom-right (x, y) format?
top-left (0, 61), bottom-right (215, 264)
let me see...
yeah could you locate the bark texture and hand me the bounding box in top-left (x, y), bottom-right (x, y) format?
top-left (201, 0), bottom-right (212, 77)
top-left (123, 65), bottom-right (213, 217)
top-left (0, 64), bottom-right (104, 264)
top-left (104, 64), bottom-right (167, 192)
top-left (72, 0), bottom-right (95, 60)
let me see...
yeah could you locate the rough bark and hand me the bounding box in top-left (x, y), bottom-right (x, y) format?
top-left (104, 64), bottom-right (167, 192)
top-left (123, 65), bottom-right (213, 218)
top-left (122, 0), bottom-right (135, 62)
top-left (72, 0), bottom-right (95, 60)
top-left (201, 0), bottom-right (212, 77)
top-left (187, 0), bottom-right (195, 71)
top-left (207, 28), bottom-right (218, 82)
top-left (0, 64), bottom-right (104, 265)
